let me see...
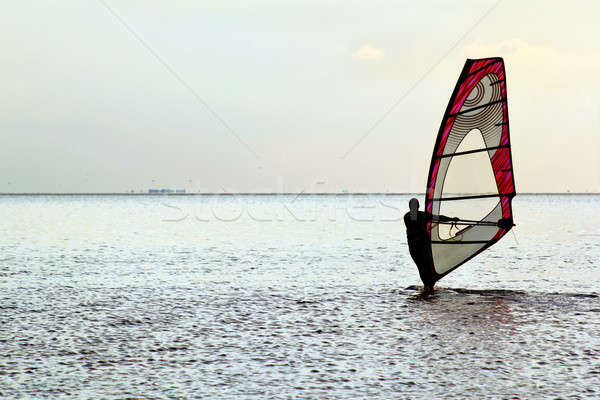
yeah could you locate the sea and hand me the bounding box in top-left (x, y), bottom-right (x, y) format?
top-left (1, 194), bottom-right (599, 399)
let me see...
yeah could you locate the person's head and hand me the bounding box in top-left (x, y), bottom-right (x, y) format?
top-left (409, 198), bottom-right (419, 221)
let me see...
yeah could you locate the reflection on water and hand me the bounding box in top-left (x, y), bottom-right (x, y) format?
top-left (0, 194), bottom-right (599, 398)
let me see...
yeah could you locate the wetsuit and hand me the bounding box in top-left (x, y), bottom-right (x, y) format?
top-left (403, 211), bottom-right (458, 289)
top-left (403, 211), bottom-right (436, 288)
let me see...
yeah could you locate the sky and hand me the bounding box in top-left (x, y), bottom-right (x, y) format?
top-left (1, 0), bottom-right (599, 193)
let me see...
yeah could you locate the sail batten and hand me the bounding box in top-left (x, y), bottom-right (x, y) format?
top-left (434, 144), bottom-right (510, 159)
top-left (448, 98), bottom-right (506, 117)
top-left (424, 57), bottom-right (516, 279)
top-left (429, 193), bottom-right (515, 202)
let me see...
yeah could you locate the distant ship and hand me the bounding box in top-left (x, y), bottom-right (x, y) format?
top-left (148, 189), bottom-right (186, 194)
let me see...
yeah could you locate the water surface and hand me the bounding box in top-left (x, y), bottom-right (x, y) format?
top-left (1, 194), bottom-right (599, 398)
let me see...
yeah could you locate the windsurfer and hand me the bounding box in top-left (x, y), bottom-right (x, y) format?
top-left (403, 198), bottom-right (457, 292)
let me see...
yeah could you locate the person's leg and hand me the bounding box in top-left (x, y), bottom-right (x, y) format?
top-left (422, 284), bottom-right (434, 293)
top-left (422, 245), bottom-right (436, 291)
top-left (408, 239), bottom-right (436, 289)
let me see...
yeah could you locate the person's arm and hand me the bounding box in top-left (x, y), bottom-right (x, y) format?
top-left (420, 212), bottom-right (457, 222)
top-left (432, 214), bottom-right (459, 222)
top-left (419, 211), bottom-right (434, 222)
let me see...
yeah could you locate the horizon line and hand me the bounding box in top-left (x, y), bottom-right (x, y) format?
top-left (0, 192), bottom-right (598, 196)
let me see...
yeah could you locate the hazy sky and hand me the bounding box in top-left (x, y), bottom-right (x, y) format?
top-left (2, 0), bottom-right (599, 193)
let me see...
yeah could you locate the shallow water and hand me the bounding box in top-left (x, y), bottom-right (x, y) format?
top-left (1, 194), bottom-right (599, 398)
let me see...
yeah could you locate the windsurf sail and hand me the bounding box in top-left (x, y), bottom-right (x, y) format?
top-left (425, 57), bottom-right (516, 280)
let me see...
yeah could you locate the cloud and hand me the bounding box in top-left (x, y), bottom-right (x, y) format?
top-left (353, 44), bottom-right (385, 60)
top-left (461, 38), bottom-right (600, 93)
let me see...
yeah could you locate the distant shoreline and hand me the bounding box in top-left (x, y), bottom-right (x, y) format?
top-left (0, 192), bottom-right (598, 196)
